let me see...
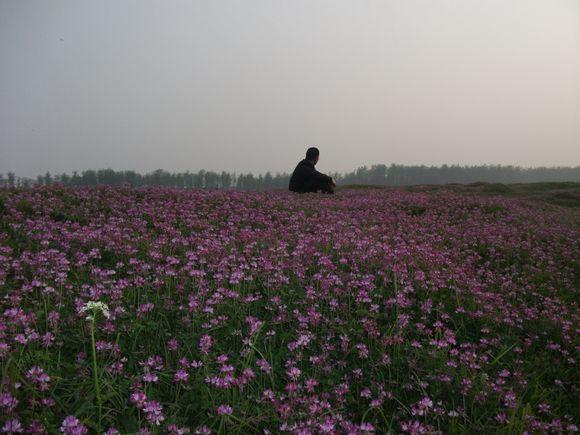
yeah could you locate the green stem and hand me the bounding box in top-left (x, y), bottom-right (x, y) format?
top-left (90, 317), bottom-right (102, 431)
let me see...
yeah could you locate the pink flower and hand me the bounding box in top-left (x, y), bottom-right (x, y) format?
top-left (256, 359), bottom-right (271, 373)
top-left (60, 416), bottom-right (88, 435)
top-left (143, 400), bottom-right (164, 425)
top-left (400, 420), bottom-right (430, 434)
top-left (2, 419), bottom-right (23, 434)
top-left (411, 396), bottom-right (433, 416)
top-left (0, 392), bottom-right (18, 412)
top-left (242, 367), bottom-right (255, 380)
top-left (305, 378), bottom-right (319, 392)
top-left (174, 369), bottom-right (190, 383)
top-left (199, 335), bottom-right (213, 355)
top-left (26, 366), bottom-right (51, 391)
top-left (495, 413), bottom-right (509, 424)
top-left (286, 367), bottom-right (301, 380)
top-left (217, 404), bottom-right (233, 415)
top-left (130, 391), bottom-right (147, 409)
top-left (359, 422), bottom-right (375, 432)
top-left (167, 338), bottom-right (179, 351)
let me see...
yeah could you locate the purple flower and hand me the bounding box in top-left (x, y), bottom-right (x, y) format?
top-left (411, 396), bottom-right (433, 416)
top-left (286, 367), bottom-right (301, 380)
top-left (174, 369), bottom-right (190, 383)
top-left (495, 413), bottom-right (509, 424)
top-left (256, 359), bottom-right (271, 373)
top-left (217, 404), bottom-right (233, 415)
top-left (26, 366), bottom-right (51, 391)
top-left (2, 419), bottom-right (23, 434)
top-left (199, 334), bottom-right (213, 355)
top-left (26, 421), bottom-right (45, 435)
top-left (143, 369), bottom-right (159, 383)
top-left (59, 416), bottom-right (88, 435)
top-left (0, 392), bottom-right (18, 412)
top-left (167, 424), bottom-right (190, 435)
top-left (143, 400), bottom-right (164, 426)
top-left (400, 420), bottom-right (432, 434)
top-left (167, 338), bottom-right (179, 351)
top-left (130, 391), bottom-right (148, 409)
top-left (359, 422), bottom-right (375, 432)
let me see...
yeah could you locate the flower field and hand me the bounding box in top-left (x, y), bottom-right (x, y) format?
top-left (0, 186), bottom-right (578, 434)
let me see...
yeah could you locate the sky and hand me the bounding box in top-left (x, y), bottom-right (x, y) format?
top-left (1, 0), bottom-right (579, 178)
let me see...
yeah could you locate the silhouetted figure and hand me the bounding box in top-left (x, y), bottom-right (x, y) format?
top-left (289, 147), bottom-right (336, 194)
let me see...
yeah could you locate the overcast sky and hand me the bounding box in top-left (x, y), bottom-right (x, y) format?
top-left (1, 1), bottom-right (579, 177)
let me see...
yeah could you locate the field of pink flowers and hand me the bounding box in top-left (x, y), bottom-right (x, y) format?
top-left (0, 186), bottom-right (578, 434)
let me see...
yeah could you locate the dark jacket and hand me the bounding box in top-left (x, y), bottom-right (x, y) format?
top-left (289, 159), bottom-right (333, 193)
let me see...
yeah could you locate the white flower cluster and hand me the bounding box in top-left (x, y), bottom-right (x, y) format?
top-left (80, 301), bottom-right (111, 321)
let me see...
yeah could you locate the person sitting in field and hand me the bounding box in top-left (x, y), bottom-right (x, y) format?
top-left (289, 147), bottom-right (336, 194)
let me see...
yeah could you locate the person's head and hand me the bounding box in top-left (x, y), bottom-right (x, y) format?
top-left (306, 147), bottom-right (320, 164)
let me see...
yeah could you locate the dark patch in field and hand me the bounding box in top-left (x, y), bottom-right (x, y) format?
top-left (401, 182), bottom-right (580, 208)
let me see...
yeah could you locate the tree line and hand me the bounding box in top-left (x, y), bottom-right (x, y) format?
top-left (1, 164), bottom-right (580, 189)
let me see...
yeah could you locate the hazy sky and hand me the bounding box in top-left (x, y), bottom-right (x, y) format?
top-left (1, 0), bottom-right (579, 177)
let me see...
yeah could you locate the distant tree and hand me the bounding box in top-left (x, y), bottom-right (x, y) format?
top-left (43, 172), bottom-right (53, 186)
top-left (263, 172), bottom-right (273, 189)
top-left (17, 164), bottom-right (580, 190)
top-left (97, 168), bottom-right (122, 185)
top-left (192, 170), bottom-right (204, 189)
top-left (7, 172), bottom-right (16, 188)
top-left (70, 171), bottom-right (81, 185)
top-left (369, 165), bottom-right (387, 185)
top-left (220, 171), bottom-right (232, 189)
top-left (205, 171), bottom-right (219, 189)
top-left (123, 170), bottom-right (141, 186)
top-left (59, 173), bottom-right (71, 184)
top-left (81, 170), bottom-right (98, 185)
